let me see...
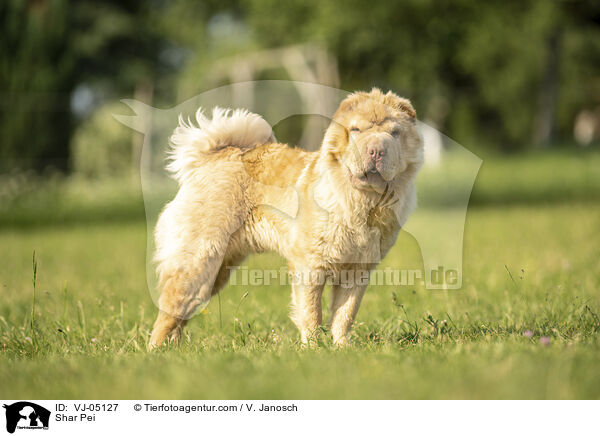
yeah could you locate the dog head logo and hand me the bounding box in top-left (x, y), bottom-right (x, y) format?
top-left (114, 81), bottom-right (481, 309)
top-left (3, 402), bottom-right (50, 433)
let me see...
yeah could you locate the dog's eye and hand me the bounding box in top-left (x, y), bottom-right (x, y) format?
top-left (391, 128), bottom-right (402, 137)
top-left (349, 127), bottom-right (360, 133)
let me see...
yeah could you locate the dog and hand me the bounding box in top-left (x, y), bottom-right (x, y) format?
top-left (148, 88), bottom-right (424, 348)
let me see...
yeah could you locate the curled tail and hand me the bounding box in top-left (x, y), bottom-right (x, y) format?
top-left (167, 107), bottom-right (274, 184)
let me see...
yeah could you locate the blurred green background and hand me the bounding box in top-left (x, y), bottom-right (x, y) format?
top-left (1, 0), bottom-right (600, 218)
top-left (1, 0), bottom-right (600, 399)
top-left (2, 0), bottom-right (600, 174)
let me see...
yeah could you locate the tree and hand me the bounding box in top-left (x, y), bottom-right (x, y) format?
top-left (242, 0), bottom-right (600, 150)
top-left (0, 0), bottom-right (163, 172)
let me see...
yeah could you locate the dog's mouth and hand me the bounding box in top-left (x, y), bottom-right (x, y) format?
top-left (346, 166), bottom-right (388, 193)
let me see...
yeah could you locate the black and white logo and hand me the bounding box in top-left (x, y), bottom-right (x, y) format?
top-left (3, 402), bottom-right (50, 434)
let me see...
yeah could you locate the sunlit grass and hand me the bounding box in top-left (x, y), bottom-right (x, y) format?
top-left (1, 201), bottom-right (599, 399)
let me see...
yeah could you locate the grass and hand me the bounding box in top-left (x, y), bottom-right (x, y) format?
top-left (0, 149), bottom-right (599, 399)
top-left (0, 201), bottom-right (599, 399)
top-left (1, 149), bottom-right (599, 227)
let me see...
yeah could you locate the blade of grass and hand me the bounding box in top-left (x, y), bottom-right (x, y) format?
top-left (30, 250), bottom-right (37, 348)
top-left (218, 291), bottom-right (223, 330)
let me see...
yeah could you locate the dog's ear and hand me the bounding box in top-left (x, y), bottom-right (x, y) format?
top-left (383, 91), bottom-right (416, 120)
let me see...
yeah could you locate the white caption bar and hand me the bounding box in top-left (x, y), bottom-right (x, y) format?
top-left (1, 400), bottom-right (596, 436)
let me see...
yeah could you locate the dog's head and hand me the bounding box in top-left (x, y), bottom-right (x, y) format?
top-left (321, 88), bottom-right (423, 193)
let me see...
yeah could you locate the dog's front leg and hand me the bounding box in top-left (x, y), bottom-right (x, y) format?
top-left (330, 283), bottom-right (368, 345)
top-left (289, 267), bottom-right (325, 344)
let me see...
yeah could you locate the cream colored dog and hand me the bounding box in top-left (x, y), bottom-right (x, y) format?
top-left (149, 88), bottom-right (424, 348)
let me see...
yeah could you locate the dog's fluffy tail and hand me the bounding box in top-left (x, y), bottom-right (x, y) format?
top-left (167, 107), bottom-right (274, 184)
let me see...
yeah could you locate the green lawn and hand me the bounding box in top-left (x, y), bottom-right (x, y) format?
top-left (1, 200), bottom-right (599, 399)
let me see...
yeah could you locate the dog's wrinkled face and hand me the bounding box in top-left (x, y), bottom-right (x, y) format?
top-left (324, 89), bottom-right (423, 193)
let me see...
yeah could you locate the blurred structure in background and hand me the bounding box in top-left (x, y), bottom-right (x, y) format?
top-left (203, 44), bottom-right (339, 150)
top-left (420, 122), bottom-right (443, 167)
top-left (574, 108), bottom-right (600, 146)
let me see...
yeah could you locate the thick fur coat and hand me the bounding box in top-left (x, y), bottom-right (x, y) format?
top-left (149, 88), bottom-right (424, 347)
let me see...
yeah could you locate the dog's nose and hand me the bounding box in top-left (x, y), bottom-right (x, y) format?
top-left (367, 142), bottom-right (385, 162)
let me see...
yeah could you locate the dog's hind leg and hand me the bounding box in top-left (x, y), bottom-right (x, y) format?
top-left (148, 249), bottom-right (225, 349)
top-left (148, 168), bottom-right (249, 349)
top-left (149, 311), bottom-right (186, 348)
